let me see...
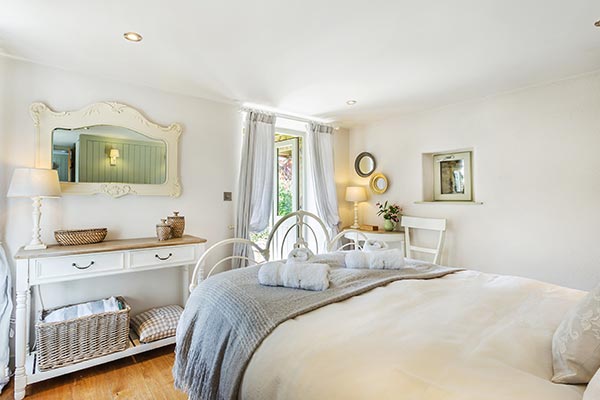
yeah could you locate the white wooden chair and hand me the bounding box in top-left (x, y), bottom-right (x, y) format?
top-left (400, 216), bottom-right (446, 264)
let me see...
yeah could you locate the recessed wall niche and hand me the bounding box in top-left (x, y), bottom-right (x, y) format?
top-left (419, 148), bottom-right (481, 204)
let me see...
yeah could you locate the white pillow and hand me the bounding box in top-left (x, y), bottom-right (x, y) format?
top-left (584, 368), bottom-right (600, 400)
top-left (552, 283), bottom-right (600, 384)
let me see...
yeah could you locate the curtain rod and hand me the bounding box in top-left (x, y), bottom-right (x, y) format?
top-left (240, 106), bottom-right (336, 127)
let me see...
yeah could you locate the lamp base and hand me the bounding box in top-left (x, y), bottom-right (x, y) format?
top-left (25, 196), bottom-right (47, 251)
top-left (24, 243), bottom-right (47, 251)
top-left (350, 223), bottom-right (360, 229)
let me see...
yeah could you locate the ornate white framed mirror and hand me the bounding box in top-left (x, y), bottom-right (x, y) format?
top-left (32, 102), bottom-right (182, 198)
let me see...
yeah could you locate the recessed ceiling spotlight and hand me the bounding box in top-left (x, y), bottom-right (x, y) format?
top-left (346, 100), bottom-right (357, 105)
top-left (595, 20), bottom-right (600, 27)
top-left (123, 32), bottom-right (143, 42)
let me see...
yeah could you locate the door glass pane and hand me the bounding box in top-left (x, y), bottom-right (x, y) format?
top-left (277, 145), bottom-right (294, 216)
top-left (440, 159), bottom-right (465, 194)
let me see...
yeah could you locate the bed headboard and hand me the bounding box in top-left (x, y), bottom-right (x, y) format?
top-left (189, 210), bottom-right (333, 291)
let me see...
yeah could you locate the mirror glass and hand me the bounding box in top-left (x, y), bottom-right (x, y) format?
top-left (359, 157), bottom-right (373, 174)
top-left (52, 125), bottom-right (167, 184)
top-left (440, 159), bottom-right (465, 194)
top-left (376, 177), bottom-right (386, 190)
top-left (355, 152), bottom-right (376, 177)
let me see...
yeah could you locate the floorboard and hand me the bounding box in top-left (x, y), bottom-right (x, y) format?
top-left (0, 345), bottom-right (187, 400)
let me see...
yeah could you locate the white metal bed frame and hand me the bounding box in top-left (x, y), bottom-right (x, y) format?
top-left (189, 210), bottom-right (370, 292)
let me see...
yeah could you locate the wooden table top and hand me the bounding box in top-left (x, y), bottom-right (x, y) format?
top-left (341, 227), bottom-right (405, 234)
top-left (15, 235), bottom-right (207, 259)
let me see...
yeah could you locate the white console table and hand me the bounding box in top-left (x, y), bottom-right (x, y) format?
top-left (13, 235), bottom-right (206, 400)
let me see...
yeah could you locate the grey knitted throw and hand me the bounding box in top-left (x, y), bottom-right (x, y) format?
top-left (174, 262), bottom-right (461, 400)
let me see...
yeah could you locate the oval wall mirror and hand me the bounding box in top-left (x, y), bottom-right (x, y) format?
top-left (370, 173), bottom-right (389, 194)
top-left (354, 152), bottom-right (376, 177)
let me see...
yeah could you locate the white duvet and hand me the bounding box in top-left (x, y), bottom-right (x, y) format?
top-left (241, 270), bottom-right (587, 400)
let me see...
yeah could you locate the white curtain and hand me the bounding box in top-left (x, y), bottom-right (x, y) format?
top-left (233, 111), bottom-right (276, 266)
top-left (0, 243), bottom-right (12, 393)
top-left (306, 122), bottom-right (341, 237)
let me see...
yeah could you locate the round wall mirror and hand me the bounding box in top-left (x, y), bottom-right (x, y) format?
top-left (370, 173), bottom-right (389, 194)
top-left (354, 152), bottom-right (376, 177)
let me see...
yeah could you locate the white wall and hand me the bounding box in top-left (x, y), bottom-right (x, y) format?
top-left (347, 71), bottom-right (600, 290)
top-left (0, 56), bottom-right (241, 314)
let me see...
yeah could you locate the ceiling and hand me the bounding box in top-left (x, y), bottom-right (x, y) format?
top-left (2, 1), bottom-right (600, 125)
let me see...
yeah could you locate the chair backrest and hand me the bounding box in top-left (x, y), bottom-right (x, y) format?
top-left (400, 216), bottom-right (446, 264)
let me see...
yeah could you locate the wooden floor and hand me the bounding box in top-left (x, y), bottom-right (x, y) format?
top-left (0, 345), bottom-right (187, 400)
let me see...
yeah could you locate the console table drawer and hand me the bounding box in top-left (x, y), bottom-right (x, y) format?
top-left (129, 246), bottom-right (196, 269)
top-left (32, 252), bottom-right (125, 282)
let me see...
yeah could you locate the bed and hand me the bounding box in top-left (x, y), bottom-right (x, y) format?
top-left (175, 211), bottom-right (588, 400)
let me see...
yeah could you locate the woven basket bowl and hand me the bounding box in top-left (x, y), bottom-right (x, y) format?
top-left (54, 228), bottom-right (108, 246)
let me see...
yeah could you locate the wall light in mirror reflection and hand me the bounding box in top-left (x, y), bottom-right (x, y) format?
top-left (52, 125), bottom-right (167, 185)
top-left (109, 148), bottom-right (120, 166)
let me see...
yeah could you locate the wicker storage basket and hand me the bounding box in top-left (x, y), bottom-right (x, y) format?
top-left (36, 296), bottom-right (130, 371)
top-left (54, 228), bottom-right (107, 246)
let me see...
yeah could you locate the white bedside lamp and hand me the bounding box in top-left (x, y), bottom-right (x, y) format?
top-left (7, 168), bottom-right (61, 250)
top-left (345, 186), bottom-right (367, 229)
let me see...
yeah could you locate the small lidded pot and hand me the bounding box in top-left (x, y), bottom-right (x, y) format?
top-left (156, 219), bottom-right (172, 241)
top-left (167, 211), bottom-right (185, 238)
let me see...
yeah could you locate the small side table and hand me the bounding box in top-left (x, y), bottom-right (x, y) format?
top-left (342, 229), bottom-right (405, 251)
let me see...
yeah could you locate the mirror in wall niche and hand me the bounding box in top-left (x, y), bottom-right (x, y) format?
top-left (32, 102), bottom-right (182, 197)
top-left (354, 152), bottom-right (376, 177)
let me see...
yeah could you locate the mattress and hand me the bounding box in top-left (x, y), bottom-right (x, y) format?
top-left (240, 270), bottom-right (587, 399)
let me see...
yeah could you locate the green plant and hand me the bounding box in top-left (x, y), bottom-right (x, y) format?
top-left (376, 201), bottom-right (401, 222)
top-left (278, 186), bottom-right (293, 216)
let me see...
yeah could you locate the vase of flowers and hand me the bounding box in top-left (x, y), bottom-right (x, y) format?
top-left (376, 201), bottom-right (401, 231)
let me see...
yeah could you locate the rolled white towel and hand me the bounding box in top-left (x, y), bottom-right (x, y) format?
top-left (281, 263), bottom-right (330, 291)
top-left (258, 261), bottom-right (284, 287)
top-left (362, 240), bottom-right (389, 252)
top-left (369, 249), bottom-right (405, 269)
top-left (258, 261), bottom-right (330, 291)
top-left (287, 247), bottom-right (314, 264)
top-left (345, 249), bottom-right (405, 270)
top-left (345, 250), bottom-right (368, 269)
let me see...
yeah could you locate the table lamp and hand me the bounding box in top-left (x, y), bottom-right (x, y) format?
top-left (7, 168), bottom-right (61, 250)
top-left (345, 186), bottom-right (367, 229)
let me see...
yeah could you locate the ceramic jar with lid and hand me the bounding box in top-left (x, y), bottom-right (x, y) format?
top-left (167, 211), bottom-right (185, 238)
top-left (156, 219), bottom-right (172, 241)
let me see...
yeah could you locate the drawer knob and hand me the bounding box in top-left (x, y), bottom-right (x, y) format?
top-left (155, 253), bottom-right (173, 261)
top-left (72, 261), bottom-right (95, 270)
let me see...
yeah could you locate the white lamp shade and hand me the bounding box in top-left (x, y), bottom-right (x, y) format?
top-left (109, 148), bottom-right (120, 158)
top-left (345, 186), bottom-right (367, 202)
top-left (7, 168), bottom-right (62, 198)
